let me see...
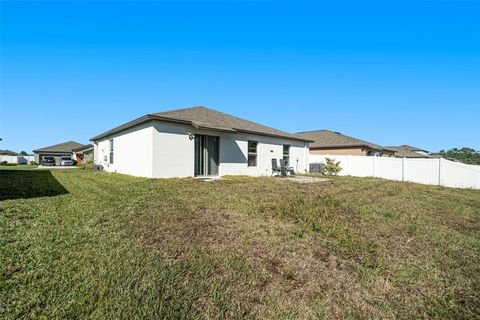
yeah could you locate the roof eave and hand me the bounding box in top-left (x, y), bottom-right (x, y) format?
top-left (310, 144), bottom-right (380, 150)
top-left (90, 115), bottom-right (152, 141)
top-left (33, 150), bottom-right (74, 154)
top-left (235, 128), bottom-right (313, 142)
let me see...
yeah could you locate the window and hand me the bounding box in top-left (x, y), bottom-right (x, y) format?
top-left (248, 140), bottom-right (257, 167)
top-left (109, 139), bottom-right (114, 164)
top-left (283, 145), bottom-right (290, 165)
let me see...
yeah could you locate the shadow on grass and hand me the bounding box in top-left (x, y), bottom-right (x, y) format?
top-left (0, 170), bottom-right (69, 201)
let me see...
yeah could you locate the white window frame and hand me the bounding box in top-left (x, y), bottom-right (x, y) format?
top-left (248, 140), bottom-right (258, 167)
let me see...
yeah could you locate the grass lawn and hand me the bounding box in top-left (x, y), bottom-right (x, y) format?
top-left (1, 169), bottom-right (479, 319)
top-left (0, 164), bottom-right (38, 171)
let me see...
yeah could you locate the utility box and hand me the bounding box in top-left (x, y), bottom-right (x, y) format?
top-left (309, 163), bottom-right (324, 174)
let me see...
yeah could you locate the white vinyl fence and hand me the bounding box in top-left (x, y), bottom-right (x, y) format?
top-left (0, 155), bottom-right (35, 164)
top-left (309, 155), bottom-right (480, 190)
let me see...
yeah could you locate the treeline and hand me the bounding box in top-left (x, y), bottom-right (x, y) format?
top-left (435, 148), bottom-right (480, 165)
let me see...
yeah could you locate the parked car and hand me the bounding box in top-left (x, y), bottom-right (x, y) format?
top-left (60, 156), bottom-right (73, 166)
top-left (41, 156), bottom-right (55, 166)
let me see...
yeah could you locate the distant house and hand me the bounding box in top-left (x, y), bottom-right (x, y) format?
top-left (33, 141), bottom-right (87, 165)
top-left (294, 130), bottom-right (396, 157)
top-left (90, 106), bottom-right (311, 178)
top-left (72, 144), bottom-right (94, 164)
top-left (0, 149), bottom-right (21, 156)
top-left (0, 149), bottom-right (35, 164)
top-left (385, 145), bottom-right (430, 158)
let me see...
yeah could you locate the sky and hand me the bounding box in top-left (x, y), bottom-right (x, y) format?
top-left (1, 0), bottom-right (479, 153)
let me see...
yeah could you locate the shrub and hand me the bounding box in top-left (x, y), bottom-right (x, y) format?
top-left (29, 161), bottom-right (38, 165)
top-left (1, 162), bottom-right (17, 166)
top-left (323, 157), bottom-right (342, 175)
top-left (81, 160), bottom-right (94, 171)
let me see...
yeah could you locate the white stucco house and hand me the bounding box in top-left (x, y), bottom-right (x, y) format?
top-left (90, 106), bottom-right (311, 178)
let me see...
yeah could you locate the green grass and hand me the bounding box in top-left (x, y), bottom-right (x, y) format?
top-left (1, 169), bottom-right (479, 319)
top-left (0, 164), bottom-right (38, 170)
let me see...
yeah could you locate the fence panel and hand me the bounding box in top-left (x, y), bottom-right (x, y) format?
top-left (403, 158), bottom-right (440, 186)
top-left (441, 160), bottom-right (480, 189)
top-left (0, 155), bottom-right (35, 164)
top-left (0, 155), bottom-right (17, 163)
top-left (374, 157), bottom-right (403, 181)
top-left (309, 154), bottom-right (480, 189)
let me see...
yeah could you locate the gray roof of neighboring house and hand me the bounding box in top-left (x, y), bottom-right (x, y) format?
top-left (33, 141), bottom-right (85, 154)
top-left (293, 130), bottom-right (394, 152)
top-left (386, 144), bottom-right (429, 153)
top-left (72, 144), bottom-right (94, 152)
top-left (386, 146), bottom-right (430, 158)
top-left (0, 149), bottom-right (21, 156)
top-left (90, 106), bottom-right (312, 142)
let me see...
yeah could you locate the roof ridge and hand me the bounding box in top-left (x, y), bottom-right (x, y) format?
top-left (157, 106), bottom-right (294, 136)
top-left (295, 129), bottom-right (332, 134)
top-left (202, 107), bottom-right (294, 135)
top-left (153, 105), bottom-right (208, 116)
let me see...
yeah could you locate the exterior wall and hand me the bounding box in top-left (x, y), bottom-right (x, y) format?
top-left (310, 147), bottom-right (395, 157)
top-left (151, 122), bottom-right (309, 178)
top-left (414, 150), bottom-right (429, 156)
top-left (95, 122), bottom-right (154, 178)
top-left (151, 121), bottom-right (194, 178)
top-left (73, 150), bottom-right (94, 164)
top-left (94, 120), bottom-right (309, 178)
top-left (310, 147), bottom-right (366, 156)
top-left (84, 150), bottom-right (94, 162)
top-left (216, 132), bottom-right (308, 177)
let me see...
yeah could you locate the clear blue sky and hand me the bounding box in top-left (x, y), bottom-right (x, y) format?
top-left (1, 1), bottom-right (479, 153)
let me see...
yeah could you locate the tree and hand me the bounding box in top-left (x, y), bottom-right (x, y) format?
top-left (20, 151), bottom-right (28, 156)
top-left (437, 147), bottom-right (480, 165)
top-left (323, 157), bottom-right (342, 175)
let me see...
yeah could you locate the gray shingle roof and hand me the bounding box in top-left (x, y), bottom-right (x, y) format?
top-left (0, 149), bottom-right (21, 156)
top-left (72, 144), bottom-right (93, 152)
top-left (386, 145), bottom-right (428, 153)
top-left (33, 141), bottom-right (85, 153)
top-left (385, 146), bottom-right (430, 158)
top-left (293, 130), bottom-right (389, 151)
top-left (91, 106), bottom-right (311, 142)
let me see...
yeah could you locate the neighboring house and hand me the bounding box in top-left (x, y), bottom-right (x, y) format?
top-left (386, 145), bottom-right (430, 158)
top-left (90, 106), bottom-right (311, 178)
top-left (0, 149), bottom-right (20, 156)
top-left (294, 130), bottom-right (396, 157)
top-left (0, 150), bottom-right (34, 164)
top-left (72, 144), bottom-right (94, 164)
top-left (33, 141), bottom-right (86, 165)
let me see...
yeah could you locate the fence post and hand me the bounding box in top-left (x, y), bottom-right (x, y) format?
top-left (402, 157), bottom-right (405, 182)
top-left (372, 155), bottom-right (376, 178)
top-left (348, 154), bottom-right (351, 176)
top-left (438, 158), bottom-right (442, 186)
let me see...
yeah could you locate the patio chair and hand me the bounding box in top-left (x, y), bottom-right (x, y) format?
top-left (280, 159), bottom-right (295, 176)
top-left (271, 159), bottom-right (282, 176)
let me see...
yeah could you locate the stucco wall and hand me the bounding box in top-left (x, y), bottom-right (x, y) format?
top-left (151, 121), bottom-right (194, 178)
top-left (217, 132), bottom-right (308, 177)
top-left (94, 120), bottom-right (308, 178)
top-left (151, 122), bottom-right (308, 178)
top-left (310, 147), bottom-right (366, 156)
top-left (95, 122), bottom-right (154, 177)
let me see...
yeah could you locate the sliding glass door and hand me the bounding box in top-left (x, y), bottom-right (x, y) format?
top-left (194, 135), bottom-right (219, 176)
